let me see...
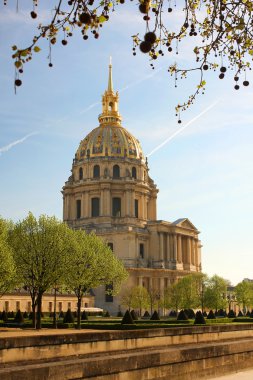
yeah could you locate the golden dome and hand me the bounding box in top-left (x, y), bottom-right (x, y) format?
top-left (75, 60), bottom-right (144, 161)
top-left (76, 124), bottom-right (144, 160)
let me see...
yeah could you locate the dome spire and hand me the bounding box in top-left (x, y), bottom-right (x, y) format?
top-left (108, 56), bottom-right (113, 92)
top-left (99, 59), bottom-right (122, 127)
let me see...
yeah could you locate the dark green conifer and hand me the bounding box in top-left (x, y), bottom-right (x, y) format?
top-left (63, 308), bottom-right (74, 323)
top-left (121, 309), bottom-right (134, 325)
top-left (194, 310), bottom-right (206, 325)
top-left (150, 310), bottom-right (160, 320)
top-left (177, 310), bottom-right (188, 320)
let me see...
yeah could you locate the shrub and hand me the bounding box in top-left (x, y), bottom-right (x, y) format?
top-left (185, 309), bottom-right (195, 319)
top-left (237, 310), bottom-right (244, 317)
top-left (104, 310), bottom-right (110, 317)
top-left (207, 310), bottom-right (215, 319)
top-left (228, 309), bottom-right (236, 318)
top-left (121, 310), bottom-right (134, 325)
top-left (194, 311), bottom-right (206, 325)
top-left (117, 310), bottom-right (123, 317)
top-left (218, 309), bottom-right (225, 317)
top-left (29, 312), bottom-right (33, 320)
top-left (59, 310), bottom-right (64, 318)
top-left (150, 310), bottom-right (160, 321)
top-left (81, 310), bottom-right (88, 321)
top-left (203, 311), bottom-right (207, 317)
top-left (2, 311), bottom-right (8, 322)
top-left (246, 310), bottom-right (251, 317)
top-left (130, 310), bottom-right (138, 321)
top-left (250, 310), bottom-right (253, 318)
top-left (63, 309), bottom-right (74, 323)
top-left (14, 310), bottom-right (24, 323)
top-left (23, 311), bottom-right (28, 319)
top-left (177, 310), bottom-right (188, 321)
top-left (169, 310), bottom-right (177, 318)
top-left (143, 311), bottom-right (150, 318)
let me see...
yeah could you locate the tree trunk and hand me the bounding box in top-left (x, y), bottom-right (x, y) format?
top-left (77, 296), bottom-right (82, 329)
top-left (32, 302), bottom-right (36, 329)
top-left (36, 293), bottom-right (43, 330)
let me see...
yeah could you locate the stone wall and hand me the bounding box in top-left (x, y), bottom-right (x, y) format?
top-left (1, 325), bottom-right (253, 379)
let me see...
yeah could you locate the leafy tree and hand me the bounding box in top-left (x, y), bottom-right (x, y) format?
top-left (163, 273), bottom-right (205, 313)
top-left (5, 1), bottom-right (253, 120)
top-left (147, 287), bottom-right (160, 314)
top-left (10, 212), bottom-right (73, 329)
top-left (163, 282), bottom-right (184, 314)
top-left (120, 287), bottom-right (135, 311)
top-left (130, 286), bottom-right (149, 316)
top-left (64, 230), bottom-right (128, 329)
top-left (0, 218), bottom-right (16, 296)
top-left (235, 280), bottom-right (253, 312)
top-left (204, 274), bottom-right (229, 312)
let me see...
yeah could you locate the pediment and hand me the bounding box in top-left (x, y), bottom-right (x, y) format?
top-left (172, 218), bottom-right (198, 231)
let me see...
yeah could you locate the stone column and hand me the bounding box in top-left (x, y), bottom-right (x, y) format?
top-left (173, 234), bottom-right (177, 262)
top-left (100, 189), bottom-right (104, 216)
top-left (125, 191), bottom-right (129, 216)
top-left (142, 195), bottom-right (145, 220)
top-left (195, 240), bottom-right (198, 268)
top-left (166, 234), bottom-right (170, 262)
top-left (81, 193), bottom-right (85, 218)
top-left (84, 192), bottom-right (88, 217)
top-left (177, 235), bottom-right (182, 263)
top-left (187, 237), bottom-right (191, 265)
top-left (159, 232), bottom-right (164, 261)
top-left (191, 238), bottom-right (195, 265)
top-left (138, 276), bottom-right (143, 287)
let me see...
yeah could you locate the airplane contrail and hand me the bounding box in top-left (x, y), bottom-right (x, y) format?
top-left (0, 132), bottom-right (38, 155)
top-left (147, 100), bottom-right (220, 157)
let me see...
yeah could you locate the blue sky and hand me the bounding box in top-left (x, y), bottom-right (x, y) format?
top-left (1, 1), bottom-right (253, 285)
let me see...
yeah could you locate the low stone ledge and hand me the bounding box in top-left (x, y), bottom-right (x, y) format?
top-left (1, 323), bottom-right (253, 350)
top-left (1, 337), bottom-right (253, 380)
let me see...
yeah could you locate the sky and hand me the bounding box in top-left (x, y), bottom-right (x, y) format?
top-left (1, 1), bottom-right (253, 285)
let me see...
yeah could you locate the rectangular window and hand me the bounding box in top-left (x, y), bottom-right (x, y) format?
top-left (68, 302), bottom-right (71, 309)
top-left (105, 284), bottom-right (113, 303)
top-left (135, 199), bottom-right (139, 218)
top-left (5, 301), bottom-right (9, 312)
top-left (58, 302), bottom-right (63, 312)
top-left (91, 197), bottom-right (100, 217)
top-left (108, 242), bottom-right (113, 251)
top-left (16, 301), bottom-right (20, 311)
top-left (84, 302), bottom-right (88, 308)
top-left (76, 199), bottom-right (81, 219)
top-left (27, 301), bottom-right (31, 312)
top-left (49, 302), bottom-right (53, 312)
top-left (112, 197), bottom-right (121, 217)
top-left (140, 243), bottom-right (144, 259)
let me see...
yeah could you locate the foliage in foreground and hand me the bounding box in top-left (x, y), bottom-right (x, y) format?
top-left (5, 1), bottom-right (253, 120)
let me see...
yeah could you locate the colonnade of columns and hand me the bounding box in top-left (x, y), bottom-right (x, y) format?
top-left (64, 187), bottom-right (154, 221)
top-left (158, 232), bottom-right (200, 269)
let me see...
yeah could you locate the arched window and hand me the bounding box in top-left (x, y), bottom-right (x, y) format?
top-left (132, 167), bottom-right (137, 179)
top-left (113, 164), bottom-right (120, 178)
top-left (79, 167), bottom-right (83, 180)
top-left (112, 198), bottom-right (121, 217)
top-left (93, 165), bottom-right (100, 178)
top-left (76, 200), bottom-right (81, 219)
top-left (109, 102), bottom-right (113, 111)
top-left (91, 198), bottom-right (100, 217)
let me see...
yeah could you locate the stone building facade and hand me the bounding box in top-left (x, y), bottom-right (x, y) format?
top-left (62, 62), bottom-right (202, 314)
